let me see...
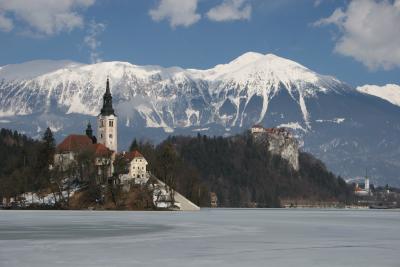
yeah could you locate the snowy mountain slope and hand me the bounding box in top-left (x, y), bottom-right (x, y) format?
top-left (0, 60), bottom-right (81, 80)
top-left (1, 52), bottom-right (400, 185)
top-left (357, 84), bottom-right (400, 107)
top-left (0, 52), bottom-right (346, 131)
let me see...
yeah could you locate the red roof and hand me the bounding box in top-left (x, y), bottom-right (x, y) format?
top-left (124, 150), bottom-right (144, 161)
top-left (56, 134), bottom-right (113, 157)
top-left (91, 143), bottom-right (113, 157)
top-left (56, 135), bottom-right (93, 153)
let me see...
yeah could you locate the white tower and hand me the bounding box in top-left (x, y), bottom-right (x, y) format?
top-left (365, 177), bottom-right (370, 192)
top-left (97, 78), bottom-right (117, 152)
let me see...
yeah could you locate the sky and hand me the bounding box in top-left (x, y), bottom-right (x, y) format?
top-left (0, 0), bottom-right (399, 87)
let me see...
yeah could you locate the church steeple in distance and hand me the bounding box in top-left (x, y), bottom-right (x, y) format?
top-left (100, 77), bottom-right (115, 116)
top-left (97, 78), bottom-right (118, 152)
top-left (86, 121), bottom-right (93, 138)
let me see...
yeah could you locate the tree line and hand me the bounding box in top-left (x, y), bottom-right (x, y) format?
top-left (130, 132), bottom-right (354, 207)
top-left (0, 127), bottom-right (354, 208)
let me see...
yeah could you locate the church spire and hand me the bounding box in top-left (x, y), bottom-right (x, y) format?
top-left (86, 121), bottom-right (93, 138)
top-left (100, 77), bottom-right (115, 116)
top-left (106, 76), bottom-right (110, 94)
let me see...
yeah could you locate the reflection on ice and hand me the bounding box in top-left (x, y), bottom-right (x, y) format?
top-left (0, 209), bottom-right (399, 267)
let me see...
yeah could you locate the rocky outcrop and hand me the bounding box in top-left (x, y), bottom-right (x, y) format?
top-left (252, 127), bottom-right (299, 171)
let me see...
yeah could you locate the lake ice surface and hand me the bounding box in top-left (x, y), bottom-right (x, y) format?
top-left (0, 209), bottom-right (399, 267)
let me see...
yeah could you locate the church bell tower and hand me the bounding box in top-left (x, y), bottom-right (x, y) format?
top-left (97, 78), bottom-right (117, 152)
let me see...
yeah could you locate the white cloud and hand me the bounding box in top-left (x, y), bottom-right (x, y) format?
top-left (0, 0), bottom-right (95, 35)
top-left (84, 20), bottom-right (105, 63)
top-left (313, 0), bottom-right (322, 7)
top-left (0, 12), bottom-right (13, 32)
top-left (149, 0), bottom-right (201, 28)
top-left (314, 0), bottom-right (400, 70)
top-left (206, 0), bottom-right (251, 22)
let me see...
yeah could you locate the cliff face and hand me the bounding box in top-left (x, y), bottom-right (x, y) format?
top-left (252, 128), bottom-right (299, 171)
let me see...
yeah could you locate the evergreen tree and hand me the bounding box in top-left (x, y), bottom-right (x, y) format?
top-left (129, 138), bottom-right (139, 151)
top-left (35, 127), bottom-right (56, 191)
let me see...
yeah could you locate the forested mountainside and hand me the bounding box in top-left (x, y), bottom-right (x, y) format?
top-left (134, 132), bottom-right (353, 207)
top-left (0, 129), bottom-right (50, 198)
top-left (0, 128), bottom-right (353, 207)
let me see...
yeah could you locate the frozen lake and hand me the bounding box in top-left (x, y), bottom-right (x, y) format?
top-left (0, 209), bottom-right (399, 267)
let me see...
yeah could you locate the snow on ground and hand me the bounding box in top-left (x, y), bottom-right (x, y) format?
top-left (357, 84), bottom-right (400, 107)
top-left (16, 188), bottom-right (78, 206)
top-left (0, 209), bottom-right (399, 267)
top-left (315, 118), bottom-right (346, 124)
top-left (278, 122), bottom-right (307, 132)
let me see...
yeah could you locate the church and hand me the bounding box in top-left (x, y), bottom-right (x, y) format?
top-left (54, 78), bottom-right (147, 185)
top-left (53, 79), bottom-right (199, 211)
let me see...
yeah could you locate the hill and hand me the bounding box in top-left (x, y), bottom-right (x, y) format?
top-left (135, 132), bottom-right (353, 207)
top-left (1, 52), bottom-right (400, 185)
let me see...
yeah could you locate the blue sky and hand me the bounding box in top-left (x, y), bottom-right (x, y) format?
top-left (0, 0), bottom-right (399, 87)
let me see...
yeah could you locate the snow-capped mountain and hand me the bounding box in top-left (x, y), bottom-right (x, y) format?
top-left (357, 84), bottom-right (400, 107)
top-left (0, 53), bottom-right (345, 130)
top-left (1, 52), bottom-right (400, 185)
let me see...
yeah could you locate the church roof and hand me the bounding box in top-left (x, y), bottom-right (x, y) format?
top-left (56, 134), bottom-right (113, 157)
top-left (91, 143), bottom-right (113, 157)
top-left (56, 135), bottom-right (93, 153)
top-left (100, 78), bottom-right (116, 116)
top-left (124, 150), bottom-right (145, 161)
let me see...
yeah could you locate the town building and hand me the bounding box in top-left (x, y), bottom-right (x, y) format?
top-left (355, 176), bottom-right (372, 196)
top-left (210, 192), bottom-right (218, 208)
top-left (120, 150), bottom-right (149, 185)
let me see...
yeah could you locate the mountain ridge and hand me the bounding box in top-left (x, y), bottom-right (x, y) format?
top-left (1, 52), bottom-right (400, 186)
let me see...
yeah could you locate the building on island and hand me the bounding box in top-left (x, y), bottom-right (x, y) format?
top-left (119, 150), bottom-right (149, 185)
top-left (53, 78), bottom-right (199, 211)
top-left (97, 78), bottom-right (118, 152)
top-left (54, 132), bottom-right (114, 183)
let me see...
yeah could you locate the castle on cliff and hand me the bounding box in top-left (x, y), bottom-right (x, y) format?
top-left (251, 124), bottom-right (299, 171)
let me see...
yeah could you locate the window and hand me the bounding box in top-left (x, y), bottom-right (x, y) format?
top-left (100, 133), bottom-right (103, 138)
top-left (100, 120), bottom-right (104, 127)
top-left (109, 120), bottom-right (114, 127)
top-left (109, 134), bottom-right (112, 139)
